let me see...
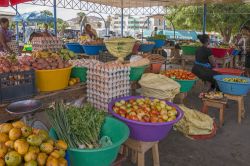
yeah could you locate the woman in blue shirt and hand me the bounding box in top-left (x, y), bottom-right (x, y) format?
top-left (192, 34), bottom-right (220, 90)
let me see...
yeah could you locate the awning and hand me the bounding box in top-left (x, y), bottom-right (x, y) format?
top-left (81, 0), bottom-right (249, 8)
top-left (0, 0), bottom-right (31, 7)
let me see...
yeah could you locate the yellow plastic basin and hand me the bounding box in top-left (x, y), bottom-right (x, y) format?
top-left (35, 67), bottom-right (72, 92)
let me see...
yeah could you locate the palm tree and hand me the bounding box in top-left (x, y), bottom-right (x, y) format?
top-left (77, 12), bottom-right (86, 25)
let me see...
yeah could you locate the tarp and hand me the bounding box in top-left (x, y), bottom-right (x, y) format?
top-left (12, 12), bottom-right (54, 23)
top-left (0, 0), bottom-right (31, 7)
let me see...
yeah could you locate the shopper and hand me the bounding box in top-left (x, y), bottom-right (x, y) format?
top-left (0, 17), bottom-right (13, 53)
top-left (151, 27), bottom-right (158, 37)
top-left (84, 24), bottom-right (97, 39)
top-left (192, 34), bottom-right (220, 90)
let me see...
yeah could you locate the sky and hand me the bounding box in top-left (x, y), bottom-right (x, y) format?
top-left (0, 3), bottom-right (91, 21)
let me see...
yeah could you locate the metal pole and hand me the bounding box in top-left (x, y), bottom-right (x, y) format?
top-left (53, 0), bottom-right (57, 36)
top-left (121, 0), bottom-right (124, 37)
top-left (15, 5), bottom-right (19, 42)
top-left (203, 4), bottom-right (207, 34)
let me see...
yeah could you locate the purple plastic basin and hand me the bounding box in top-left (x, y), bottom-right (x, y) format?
top-left (108, 96), bottom-right (184, 142)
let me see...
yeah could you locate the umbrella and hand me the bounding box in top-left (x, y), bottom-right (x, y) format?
top-left (0, 0), bottom-right (31, 7)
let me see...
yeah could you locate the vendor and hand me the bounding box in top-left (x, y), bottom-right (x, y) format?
top-left (83, 24), bottom-right (97, 39)
top-left (151, 27), bottom-right (158, 37)
top-left (42, 23), bottom-right (52, 37)
top-left (0, 18), bottom-right (13, 53)
top-left (192, 34), bottom-right (220, 90)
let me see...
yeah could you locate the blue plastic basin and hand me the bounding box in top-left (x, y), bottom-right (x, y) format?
top-left (214, 75), bottom-right (250, 95)
top-left (82, 45), bottom-right (105, 55)
top-left (147, 39), bottom-right (165, 48)
top-left (65, 43), bottom-right (84, 54)
top-left (139, 43), bottom-right (155, 53)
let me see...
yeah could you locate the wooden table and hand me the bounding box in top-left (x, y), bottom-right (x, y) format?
top-left (0, 84), bottom-right (87, 123)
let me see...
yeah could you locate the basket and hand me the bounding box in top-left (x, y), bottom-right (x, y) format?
top-left (108, 96), bottom-right (183, 142)
top-left (35, 67), bottom-right (72, 92)
top-left (213, 68), bottom-right (244, 76)
top-left (71, 67), bottom-right (88, 82)
top-left (0, 70), bottom-right (36, 103)
top-left (214, 75), bottom-right (250, 95)
top-left (180, 45), bottom-right (199, 55)
top-left (130, 66), bottom-right (147, 81)
top-left (65, 43), bottom-right (84, 54)
top-left (139, 43), bottom-right (155, 53)
top-left (211, 47), bottom-right (233, 58)
top-left (173, 78), bottom-right (198, 93)
top-left (49, 116), bottom-right (129, 166)
top-left (105, 38), bottom-right (136, 61)
top-left (147, 39), bottom-right (165, 48)
top-left (82, 45), bottom-right (105, 55)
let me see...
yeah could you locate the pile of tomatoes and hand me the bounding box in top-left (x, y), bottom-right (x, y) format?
top-left (112, 98), bottom-right (178, 123)
top-left (161, 69), bottom-right (196, 80)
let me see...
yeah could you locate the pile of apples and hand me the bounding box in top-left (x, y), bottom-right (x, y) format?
top-left (112, 98), bottom-right (178, 123)
top-left (0, 121), bottom-right (68, 166)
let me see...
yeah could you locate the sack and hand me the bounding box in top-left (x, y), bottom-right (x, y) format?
top-left (174, 105), bottom-right (214, 136)
top-left (139, 73), bottom-right (180, 100)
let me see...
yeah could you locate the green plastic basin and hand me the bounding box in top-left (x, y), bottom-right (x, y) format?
top-left (180, 45), bottom-right (199, 56)
top-left (174, 78), bottom-right (197, 93)
top-left (71, 67), bottom-right (87, 82)
top-left (50, 116), bottom-right (129, 166)
top-left (130, 66), bottom-right (147, 81)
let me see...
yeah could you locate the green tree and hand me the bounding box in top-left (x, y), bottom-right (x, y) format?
top-left (40, 10), bottom-right (53, 16)
top-left (165, 4), bottom-right (250, 43)
top-left (77, 12), bottom-right (86, 25)
top-left (57, 18), bottom-right (69, 32)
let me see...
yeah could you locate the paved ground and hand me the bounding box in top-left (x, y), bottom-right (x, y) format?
top-left (124, 81), bottom-right (250, 166)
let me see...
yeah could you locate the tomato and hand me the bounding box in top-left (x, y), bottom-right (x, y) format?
top-left (150, 116), bottom-right (158, 123)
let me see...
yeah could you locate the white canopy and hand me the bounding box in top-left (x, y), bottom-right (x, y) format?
top-left (82, 0), bottom-right (249, 8)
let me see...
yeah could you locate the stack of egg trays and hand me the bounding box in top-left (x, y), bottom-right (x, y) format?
top-left (87, 63), bottom-right (130, 110)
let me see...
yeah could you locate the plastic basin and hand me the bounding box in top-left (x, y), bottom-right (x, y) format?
top-left (139, 43), bottom-right (155, 53)
top-left (180, 45), bottom-right (199, 55)
top-left (214, 75), bottom-right (250, 95)
top-left (211, 47), bottom-right (233, 58)
top-left (147, 39), bottom-right (165, 48)
top-left (108, 96), bottom-right (183, 142)
top-left (49, 116), bottom-right (129, 166)
top-left (130, 66), bottom-right (147, 81)
top-left (82, 45), bottom-right (105, 55)
top-left (173, 78), bottom-right (197, 93)
top-left (71, 67), bottom-right (88, 82)
top-left (150, 63), bottom-right (163, 74)
top-left (35, 67), bottom-right (72, 92)
top-left (66, 43), bottom-right (84, 54)
top-left (213, 68), bottom-right (244, 76)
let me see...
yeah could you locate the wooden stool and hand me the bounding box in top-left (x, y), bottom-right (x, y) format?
top-left (202, 98), bottom-right (227, 127)
top-left (224, 94), bottom-right (245, 124)
top-left (123, 138), bottom-right (160, 166)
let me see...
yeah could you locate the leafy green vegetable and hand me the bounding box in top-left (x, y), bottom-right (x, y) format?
top-left (46, 103), bottom-right (106, 149)
top-left (148, 34), bottom-right (166, 40)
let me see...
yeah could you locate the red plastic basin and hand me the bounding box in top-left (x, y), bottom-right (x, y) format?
top-left (213, 68), bottom-right (244, 76)
top-left (211, 47), bottom-right (233, 58)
